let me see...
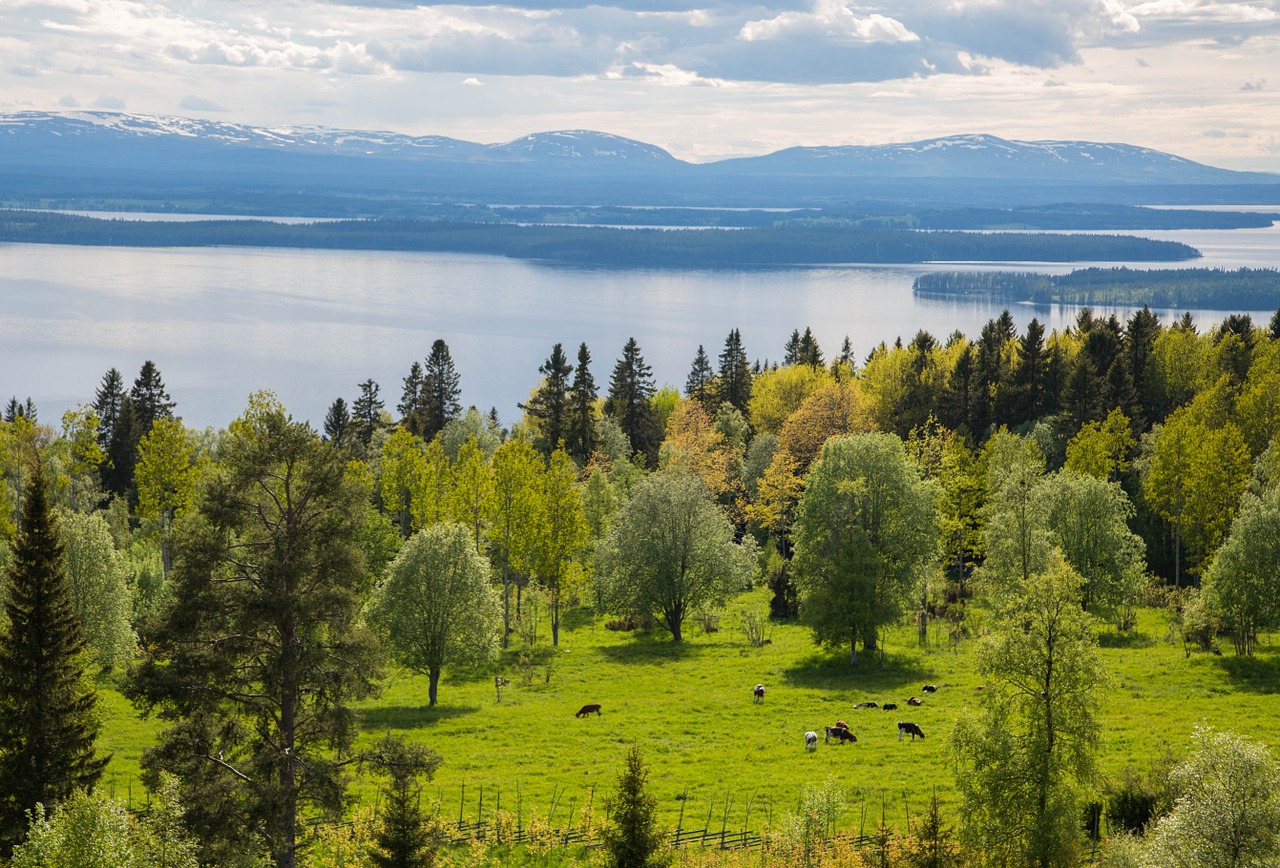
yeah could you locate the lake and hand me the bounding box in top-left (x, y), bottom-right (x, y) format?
top-left (2, 217), bottom-right (1278, 430)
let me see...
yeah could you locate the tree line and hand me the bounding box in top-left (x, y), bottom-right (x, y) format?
top-left (2, 306), bottom-right (1280, 864)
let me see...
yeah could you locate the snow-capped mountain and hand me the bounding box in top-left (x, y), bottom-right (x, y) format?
top-left (0, 111), bottom-right (1274, 207)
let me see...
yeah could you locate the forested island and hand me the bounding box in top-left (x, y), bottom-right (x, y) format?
top-left (0, 209), bottom-right (1201, 265)
top-left (3, 306), bottom-right (1280, 866)
top-left (914, 266), bottom-right (1280, 309)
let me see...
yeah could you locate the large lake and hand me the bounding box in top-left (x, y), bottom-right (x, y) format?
top-left (2, 217), bottom-right (1278, 430)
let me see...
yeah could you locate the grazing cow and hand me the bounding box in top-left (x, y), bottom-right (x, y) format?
top-left (825, 726), bottom-right (857, 744)
top-left (835, 720), bottom-right (849, 731)
top-left (754, 684), bottom-right (765, 703)
top-left (805, 731), bottom-right (818, 751)
top-left (898, 722), bottom-right (925, 741)
top-left (853, 701), bottom-right (878, 709)
top-left (907, 697), bottom-right (923, 707)
top-left (882, 703), bottom-right (898, 711)
top-left (922, 684), bottom-right (938, 693)
top-left (575, 703), bottom-right (602, 718)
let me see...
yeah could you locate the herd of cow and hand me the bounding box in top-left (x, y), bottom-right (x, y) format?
top-left (574, 683), bottom-right (940, 750)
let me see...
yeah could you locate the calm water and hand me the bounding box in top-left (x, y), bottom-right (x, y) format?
top-left (2, 218), bottom-right (1278, 429)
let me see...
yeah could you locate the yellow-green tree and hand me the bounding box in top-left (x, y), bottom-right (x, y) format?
top-left (135, 418), bottom-right (200, 575)
top-left (533, 448), bottom-right (589, 645)
top-left (410, 438), bottom-right (453, 530)
top-left (1064, 409), bottom-right (1134, 481)
top-left (447, 436), bottom-right (493, 551)
top-left (747, 364), bottom-right (830, 435)
top-left (377, 428), bottom-right (424, 537)
top-left (485, 438), bottom-right (542, 647)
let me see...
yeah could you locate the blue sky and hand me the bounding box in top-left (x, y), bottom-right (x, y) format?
top-left (3, 0), bottom-right (1279, 169)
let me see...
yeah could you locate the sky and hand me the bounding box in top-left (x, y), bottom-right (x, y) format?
top-left (2, 0), bottom-right (1279, 171)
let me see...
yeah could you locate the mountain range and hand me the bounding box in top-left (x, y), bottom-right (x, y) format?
top-left (2, 111), bottom-right (1277, 209)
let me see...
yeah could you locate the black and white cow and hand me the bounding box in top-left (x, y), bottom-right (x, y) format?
top-left (898, 722), bottom-right (925, 741)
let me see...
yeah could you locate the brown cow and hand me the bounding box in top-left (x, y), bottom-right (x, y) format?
top-left (575, 703), bottom-right (602, 717)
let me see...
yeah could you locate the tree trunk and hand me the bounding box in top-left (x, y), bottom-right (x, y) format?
top-left (501, 560), bottom-right (511, 649)
top-left (552, 595), bottom-right (560, 647)
top-left (850, 628), bottom-right (858, 667)
top-left (428, 668), bottom-right (440, 707)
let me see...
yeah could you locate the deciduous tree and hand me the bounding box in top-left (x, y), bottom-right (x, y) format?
top-left (1202, 487), bottom-right (1280, 655)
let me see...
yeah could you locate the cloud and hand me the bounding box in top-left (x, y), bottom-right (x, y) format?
top-left (179, 95), bottom-right (231, 111)
top-left (58, 94), bottom-right (79, 107)
top-left (92, 94), bottom-right (125, 108)
top-left (1240, 79), bottom-right (1266, 91)
top-left (462, 76), bottom-right (484, 85)
top-left (738, 3), bottom-right (919, 44)
top-left (8, 65), bottom-right (40, 77)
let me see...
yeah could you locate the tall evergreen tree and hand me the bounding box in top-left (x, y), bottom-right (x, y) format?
top-left (92, 368), bottom-right (126, 455)
top-left (715, 328), bottom-right (752, 414)
top-left (0, 463), bottom-right (107, 856)
top-left (397, 361), bottom-right (425, 432)
top-left (685, 345), bottom-right (716, 409)
top-left (352, 379), bottom-right (385, 447)
top-left (421, 339), bottom-right (462, 442)
top-left (1270, 307), bottom-right (1280, 341)
top-left (1012, 318), bottom-right (1046, 424)
top-left (130, 360), bottom-right (176, 436)
top-left (604, 338), bottom-right (660, 467)
top-left (102, 398), bottom-right (140, 499)
top-left (782, 329), bottom-right (802, 366)
top-left (323, 397), bottom-right (351, 447)
top-left (3, 397), bottom-right (36, 424)
top-left (1126, 306), bottom-right (1161, 423)
top-left (368, 737), bottom-right (442, 868)
top-left (566, 343), bottom-right (598, 465)
top-left (796, 326), bottom-right (824, 368)
top-left (522, 343), bottom-right (574, 456)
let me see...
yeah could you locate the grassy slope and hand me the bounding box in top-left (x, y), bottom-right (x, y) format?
top-left (94, 591), bottom-right (1280, 835)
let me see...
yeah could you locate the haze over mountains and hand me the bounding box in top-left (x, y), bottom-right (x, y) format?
top-left (3, 111), bottom-right (1278, 209)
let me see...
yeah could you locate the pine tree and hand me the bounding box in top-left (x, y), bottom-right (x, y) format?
top-left (368, 737), bottom-right (442, 868)
top-left (92, 368), bottom-right (126, 455)
top-left (323, 397), bottom-right (351, 447)
top-left (421, 339), bottom-right (462, 441)
top-left (522, 343), bottom-right (574, 457)
top-left (797, 327), bottom-right (823, 367)
top-left (130, 360), bottom-right (176, 436)
top-left (715, 329), bottom-right (752, 414)
top-left (601, 746), bottom-right (667, 868)
top-left (352, 379), bottom-right (385, 447)
top-left (1270, 306), bottom-right (1280, 341)
top-left (1126, 305), bottom-right (1161, 423)
top-left (3, 397), bottom-right (36, 424)
top-left (782, 329), bottom-right (802, 366)
top-left (603, 338), bottom-right (660, 467)
top-left (102, 397), bottom-right (140, 499)
top-left (566, 343), bottom-right (598, 465)
top-left (1012, 318), bottom-right (1046, 425)
top-left (684, 345), bottom-right (715, 409)
top-left (398, 361), bottom-right (426, 434)
top-left (0, 462), bottom-right (108, 856)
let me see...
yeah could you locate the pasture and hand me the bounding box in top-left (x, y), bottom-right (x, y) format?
top-left (94, 587), bottom-right (1280, 840)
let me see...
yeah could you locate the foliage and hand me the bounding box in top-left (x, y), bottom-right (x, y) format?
top-left (1141, 728), bottom-right (1280, 868)
top-left (596, 473), bottom-right (755, 642)
top-left (792, 433), bottom-right (939, 665)
top-left (367, 736), bottom-right (444, 868)
top-left (953, 556), bottom-right (1105, 867)
top-left (531, 448), bottom-right (589, 646)
top-left (129, 393), bottom-right (380, 868)
top-left (601, 746), bottom-right (668, 868)
top-left (56, 507), bottom-right (136, 670)
top-left (980, 431), bottom-right (1051, 590)
top-left (1202, 487), bottom-right (1280, 655)
top-left (368, 522), bottom-right (501, 706)
top-left (0, 463), bottom-right (107, 856)
top-left (747, 365), bottom-right (830, 436)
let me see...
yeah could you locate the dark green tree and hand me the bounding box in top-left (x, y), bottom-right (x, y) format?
top-left (1126, 306), bottom-right (1161, 422)
top-left (0, 462), bottom-right (108, 856)
top-left (1270, 306), bottom-right (1280, 341)
top-left (782, 329), bottom-right (802, 366)
top-left (352, 379), bottom-right (385, 447)
top-left (323, 397), bottom-right (351, 447)
top-left (601, 746), bottom-right (668, 868)
top-left (566, 342), bottom-right (598, 465)
top-left (102, 397), bottom-right (140, 499)
top-left (130, 360), bottom-right (176, 437)
top-left (398, 361), bottom-right (425, 431)
top-left (1013, 318), bottom-right (1046, 424)
top-left (522, 343), bottom-right (574, 457)
top-left (685, 345), bottom-right (716, 409)
top-left (604, 338), bottom-right (660, 467)
top-left (421, 339), bottom-right (462, 441)
top-left (3, 397), bottom-right (36, 423)
top-left (92, 367), bottom-right (127, 455)
top-left (796, 326), bottom-right (824, 368)
top-left (715, 328), bottom-right (752, 414)
top-left (367, 736), bottom-right (443, 868)
top-left (129, 395), bottom-right (380, 868)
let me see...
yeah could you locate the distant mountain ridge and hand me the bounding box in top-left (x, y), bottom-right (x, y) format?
top-left (2, 110), bottom-right (1276, 207)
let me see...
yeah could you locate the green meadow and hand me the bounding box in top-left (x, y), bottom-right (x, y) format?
top-left (94, 588), bottom-right (1280, 838)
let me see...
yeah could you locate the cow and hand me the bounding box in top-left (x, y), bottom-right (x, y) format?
top-left (907, 697), bottom-right (923, 707)
top-left (805, 731), bottom-right (818, 751)
top-left (922, 684), bottom-right (938, 693)
top-left (825, 726), bottom-right (857, 744)
top-left (898, 722), bottom-right (925, 741)
top-left (575, 703), bottom-right (602, 718)
top-left (835, 720), bottom-right (849, 730)
top-left (853, 701), bottom-right (878, 709)
top-left (754, 684), bottom-right (765, 703)
top-left (882, 703), bottom-right (898, 711)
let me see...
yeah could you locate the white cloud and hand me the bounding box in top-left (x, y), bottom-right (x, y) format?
top-left (739, 3), bottom-right (919, 43)
top-left (92, 94), bottom-right (126, 108)
top-left (462, 76), bottom-right (484, 85)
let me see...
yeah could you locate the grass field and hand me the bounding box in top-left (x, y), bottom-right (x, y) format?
top-left (94, 588), bottom-right (1280, 840)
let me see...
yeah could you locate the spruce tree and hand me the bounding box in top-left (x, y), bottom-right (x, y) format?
top-left (130, 360), bottom-right (176, 436)
top-left (323, 397), bottom-right (351, 447)
top-left (796, 326), bottom-right (823, 368)
top-left (368, 737), bottom-right (442, 868)
top-left (1270, 306), bottom-right (1280, 341)
top-left (102, 397), bottom-right (140, 499)
top-left (782, 329), bottom-right (802, 366)
top-left (421, 339), bottom-right (462, 441)
top-left (0, 462), bottom-right (107, 856)
top-left (398, 361), bottom-right (426, 435)
top-left (684, 345), bottom-right (715, 409)
top-left (92, 367), bottom-right (126, 455)
top-left (352, 379), bottom-right (385, 447)
top-left (715, 329), bottom-right (752, 414)
top-left (3, 397), bottom-right (36, 424)
top-left (603, 338), bottom-right (660, 468)
top-left (601, 746), bottom-right (667, 868)
top-left (521, 343), bottom-right (574, 457)
top-left (566, 343), bottom-right (598, 465)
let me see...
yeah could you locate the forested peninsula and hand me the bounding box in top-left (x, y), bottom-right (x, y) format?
top-left (0, 209), bottom-right (1200, 265)
top-left (914, 266), bottom-right (1280, 309)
